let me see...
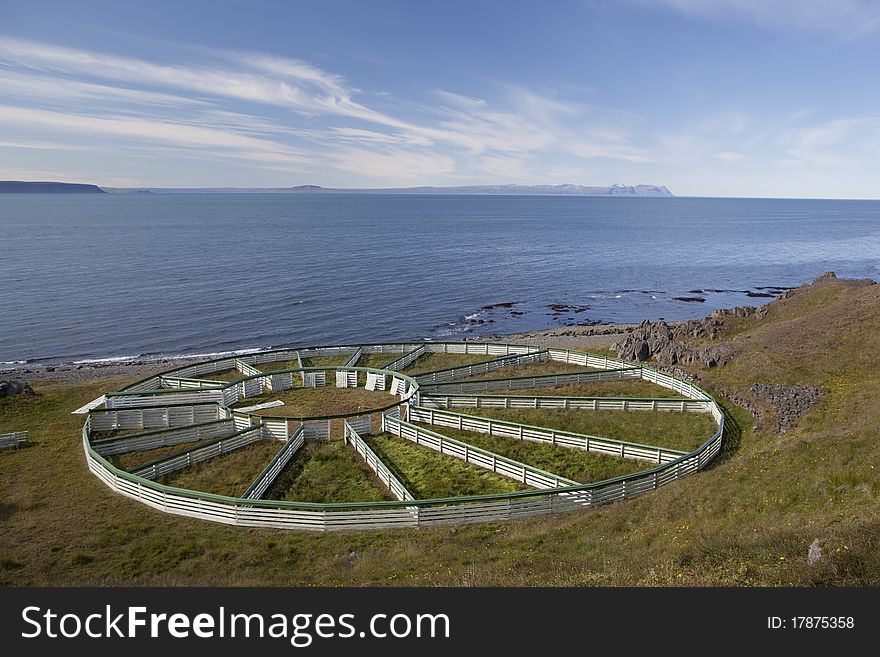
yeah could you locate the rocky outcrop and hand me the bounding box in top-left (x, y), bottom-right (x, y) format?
top-left (0, 379), bottom-right (38, 397)
top-left (749, 383), bottom-right (824, 433)
top-left (613, 319), bottom-right (731, 368)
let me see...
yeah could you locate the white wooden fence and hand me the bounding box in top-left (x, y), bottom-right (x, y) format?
top-left (421, 367), bottom-right (643, 394)
top-left (105, 389), bottom-right (225, 408)
top-left (241, 424), bottom-right (305, 500)
top-left (91, 418), bottom-right (236, 456)
top-left (365, 371), bottom-right (386, 391)
top-left (408, 406), bottom-right (687, 464)
top-left (82, 341), bottom-right (725, 531)
top-left (132, 426), bottom-right (266, 480)
top-left (414, 349), bottom-right (550, 384)
top-left (383, 414), bottom-right (579, 489)
top-left (344, 421), bottom-right (414, 502)
top-left (420, 393), bottom-right (713, 414)
top-left (382, 345), bottom-right (427, 372)
top-left (0, 431), bottom-right (28, 449)
top-left (303, 420), bottom-right (331, 440)
top-left (88, 402), bottom-right (225, 432)
top-left (345, 347), bottom-right (363, 367)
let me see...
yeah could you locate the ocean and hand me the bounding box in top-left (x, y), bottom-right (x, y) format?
top-left (2, 193), bottom-right (879, 365)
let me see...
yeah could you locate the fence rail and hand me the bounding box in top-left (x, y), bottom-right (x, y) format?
top-left (420, 393), bottom-right (713, 413)
top-left (132, 426), bottom-right (265, 480)
top-left (344, 421), bottom-right (414, 502)
top-left (421, 367), bottom-right (643, 394)
top-left (414, 349), bottom-right (550, 384)
top-left (383, 415), bottom-right (578, 489)
top-left (0, 431), bottom-right (28, 449)
top-left (242, 425), bottom-right (305, 500)
top-left (88, 402), bottom-right (225, 432)
top-left (382, 345), bottom-right (427, 372)
top-left (408, 406), bottom-right (687, 464)
top-left (91, 419), bottom-right (236, 456)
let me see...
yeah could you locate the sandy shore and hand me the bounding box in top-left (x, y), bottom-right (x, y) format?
top-left (2, 324), bottom-right (639, 387)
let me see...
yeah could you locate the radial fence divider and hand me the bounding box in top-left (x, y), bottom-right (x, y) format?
top-left (413, 349), bottom-right (551, 384)
top-left (382, 414), bottom-right (578, 489)
top-left (91, 418), bottom-right (237, 456)
top-left (345, 347), bottom-right (363, 367)
top-left (337, 348), bottom-right (363, 387)
top-left (0, 431), bottom-right (29, 449)
top-left (131, 425), bottom-right (266, 480)
top-left (419, 393), bottom-right (712, 414)
top-left (344, 421), bottom-right (415, 502)
top-left (419, 366), bottom-right (644, 394)
top-left (381, 345), bottom-right (427, 372)
top-left (409, 406), bottom-right (688, 464)
top-left (72, 395), bottom-right (108, 415)
top-left (241, 424), bottom-right (305, 500)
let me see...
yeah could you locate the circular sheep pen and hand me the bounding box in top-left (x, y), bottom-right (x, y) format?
top-left (79, 342), bottom-right (724, 531)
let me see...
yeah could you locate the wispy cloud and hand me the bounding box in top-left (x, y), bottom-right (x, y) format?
top-left (649, 0), bottom-right (880, 37)
top-left (0, 36), bottom-right (665, 185)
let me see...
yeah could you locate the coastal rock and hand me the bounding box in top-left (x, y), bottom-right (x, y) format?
top-left (613, 319), bottom-right (730, 368)
top-left (0, 379), bottom-right (38, 397)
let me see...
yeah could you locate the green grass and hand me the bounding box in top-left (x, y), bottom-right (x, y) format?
top-left (458, 407), bottom-right (717, 452)
top-left (108, 441), bottom-right (213, 471)
top-left (264, 441), bottom-right (392, 503)
top-left (155, 440), bottom-right (283, 496)
top-left (402, 352), bottom-right (500, 375)
top-left (451, 359), bottom-right (598, 381)
top-left (193, 369), bottom-right (244, 382)
top-left (244, 385), bottom-right (397, 418)
top-left (5, 279), bottom-right (880, 586)
top-left (496, 380), bottom-right (685, 398)
top-left (414, 426), bottom-right (646, 484)
top-left (357, 353), bottom-right (403, 369)
top-left (364, 433), bottom-right (526, 498)
top-left (301, 356), bottom-right (349, 368)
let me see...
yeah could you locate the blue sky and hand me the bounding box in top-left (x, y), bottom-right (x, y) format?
top-left (1, 0), bottom-right (879, 197)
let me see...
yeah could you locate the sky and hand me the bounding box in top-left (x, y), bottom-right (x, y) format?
top-left (1, 0), bottom-right (879, 197)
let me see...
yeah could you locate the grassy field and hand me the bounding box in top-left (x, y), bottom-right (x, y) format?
top-left (154, 440), bottom-right (283, 496)
top-left (3, 276), bottom-right (880, 585)
top-left (457, 407), bottom-right (717, 452)
top-left (357, 353), bottom-right (413, 369)
top-left (193, 369), bottom-right (243, 382)
top-left (486, 379), bottom-right (686, 398)
top-left (448, 360), bottom-right (597, 382)
top-left (264, 441), bottom-right (393, 503)
top-left (363, 433), bottom-right (526, 498)
top-left (108, 441), bottom-right (212, 471)
top-left (301, 356), bottom-right (350, 368)
top-left (411, 426), bottom-right (646, 483)
top-left (244, 385), bottom-right (396, 418)
top-left (402, 352), bottom-right (499, 376)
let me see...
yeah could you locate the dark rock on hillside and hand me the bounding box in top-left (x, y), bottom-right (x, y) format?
top-left (749, 383), bottom-right (824, 433)
top-left (613, 319), bottom-right (730, 368)
top-left (0, 379), bottom-right (38, 397)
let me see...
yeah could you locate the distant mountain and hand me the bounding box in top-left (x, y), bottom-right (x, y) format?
top-left (106, 183), bottom-right (674, 196)
top-left (0, 181), bottom-right (106, 194)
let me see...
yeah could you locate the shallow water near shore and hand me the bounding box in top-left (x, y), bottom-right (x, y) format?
top-left (2, 193), bottom-right (880, 365)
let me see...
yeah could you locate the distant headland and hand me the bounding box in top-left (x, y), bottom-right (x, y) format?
top-left (103, 182), bottom-right (674, 196)
top-left (1, 180), bottom-right (674, 197)
top-left (0, 181), bottom-right (106, 194)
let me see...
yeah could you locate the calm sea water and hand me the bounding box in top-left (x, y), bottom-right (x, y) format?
top-left (2, 193), bottom-right (880, 365)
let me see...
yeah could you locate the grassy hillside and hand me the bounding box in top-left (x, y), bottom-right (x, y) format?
top-left (2, 275), bottom-right (879, 585)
